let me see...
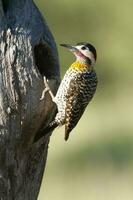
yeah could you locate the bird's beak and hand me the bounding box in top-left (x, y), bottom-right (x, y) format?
top-left (60, 44), bottom-right (77, 52)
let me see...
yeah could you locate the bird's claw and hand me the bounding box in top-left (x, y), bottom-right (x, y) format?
top-left (40, 88), bottom-right (49, 100)
top-left (40, 76), bottom-right (55, 101)
top-left (40, 77), bottom-right (51, 100)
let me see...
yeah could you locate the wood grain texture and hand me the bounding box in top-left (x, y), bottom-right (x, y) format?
top-left (0, 0), bottom-right (60, 199)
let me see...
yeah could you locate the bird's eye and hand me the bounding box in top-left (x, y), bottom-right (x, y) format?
top-left (81, 46), bottom-right (87, 50)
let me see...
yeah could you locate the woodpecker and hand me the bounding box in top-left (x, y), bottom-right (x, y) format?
top-left (37, 42), bottom-right (98, 141)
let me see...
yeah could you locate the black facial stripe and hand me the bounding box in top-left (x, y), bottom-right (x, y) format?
top-left (87, 57), bottom-right (92, 65)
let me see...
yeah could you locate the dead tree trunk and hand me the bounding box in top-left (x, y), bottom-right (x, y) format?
top-left (0, 0), bottom-right (60, 199)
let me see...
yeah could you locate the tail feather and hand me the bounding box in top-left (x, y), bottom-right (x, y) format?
top-left (64, 125), bottom-right (72, 141)
top-left (64, 132), bottom-right (70, 141)
top-left (34, 121), bottom-right (58, 142)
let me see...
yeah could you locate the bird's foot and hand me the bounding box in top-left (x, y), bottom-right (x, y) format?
top-left (40, 76), bottom-right (55, 101)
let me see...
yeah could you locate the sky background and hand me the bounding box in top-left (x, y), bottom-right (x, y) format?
top-left (34, 0), bottom-right (133, 199)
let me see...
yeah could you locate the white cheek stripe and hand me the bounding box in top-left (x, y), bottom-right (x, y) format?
top-left (85, 51), bottom-right (95, 64)
top-left (76, 45), bottom-right (95, 64)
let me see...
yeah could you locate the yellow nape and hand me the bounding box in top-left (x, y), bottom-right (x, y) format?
top-left (70, 61), bottom-right (90, 71)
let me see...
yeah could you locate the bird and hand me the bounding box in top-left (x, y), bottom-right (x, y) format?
top-left (36, 42), bottom-right (98, 142)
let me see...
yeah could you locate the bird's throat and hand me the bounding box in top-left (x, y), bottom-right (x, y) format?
top-left (70, 61), bottom-right (91, 71)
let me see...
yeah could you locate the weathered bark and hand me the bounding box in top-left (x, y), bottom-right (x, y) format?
top-left (0, 0), bottom-right (60, 199)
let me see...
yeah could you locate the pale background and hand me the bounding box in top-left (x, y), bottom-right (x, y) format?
top-left (34, 0), bottom-right (133, 199)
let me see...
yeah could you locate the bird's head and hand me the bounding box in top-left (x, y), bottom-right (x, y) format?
top-left (60, 42), bottom-right (97, 65)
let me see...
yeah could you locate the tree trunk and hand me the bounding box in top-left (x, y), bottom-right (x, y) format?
top-left (0, 0), bottom-right (60, 199)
